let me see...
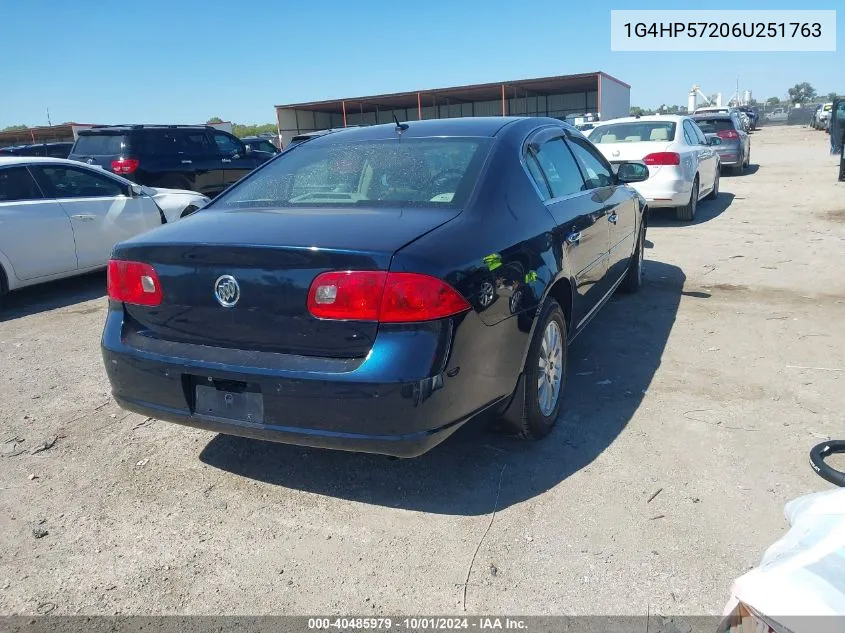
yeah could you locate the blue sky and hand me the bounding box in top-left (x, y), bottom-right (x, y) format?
top-left (1, 0), bottom-right (840, 127)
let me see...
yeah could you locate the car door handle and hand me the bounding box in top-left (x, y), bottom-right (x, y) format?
top-left (565, 231), bottom-right (582, 245)
top-left (608, 213), bottom-right (618, 224)
top-left (221, 158), bottom-right (232, 163)
top-left (181, 160), bottom-right (193, 165)
top-left (70, 214), bottom-right (96, 221)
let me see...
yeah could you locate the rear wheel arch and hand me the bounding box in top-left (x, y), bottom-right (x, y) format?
top-left (0, 262), bottom-right (8, 295)
top-left (546, 277), bottom-right (573, 335)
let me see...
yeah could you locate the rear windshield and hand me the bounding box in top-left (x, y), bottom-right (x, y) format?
top-left (693, 118), bottom-right (735, 133)
top-left (72, 134), bottom-right (127, 156)
top-left (212, 137), bottom-right (491, 209)
top-left (589, 122), bottom-right (677, 144)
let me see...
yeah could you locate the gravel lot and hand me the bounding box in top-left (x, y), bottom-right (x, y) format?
top-left (1, 125), bottom-right (843, 617)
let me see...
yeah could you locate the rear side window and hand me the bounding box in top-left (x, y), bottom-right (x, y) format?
top-left (0, 167), bottom-right (44, 202)
top-left (528, 138), bottom-right (585, 199)
top-left (73, 134), bottom-right (128, 155)
top-left (693, 118), bottom-right (735, 134)
top-left (138, 130), bottom-right (213, 156)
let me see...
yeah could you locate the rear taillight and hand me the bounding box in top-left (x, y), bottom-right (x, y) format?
top-left (107, 260), bottom-right (162, 306)
top-left (307, 271), bottom-right (470, 323)
top-left (642, 152), bottom-right (680, 166)
top-left (111, 158), bottom-right (139, 174)
top-left (716, 130), bottom-right (741, 140)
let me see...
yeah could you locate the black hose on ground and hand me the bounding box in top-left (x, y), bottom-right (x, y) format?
top-left (809, 441), bottom-right (845, 487)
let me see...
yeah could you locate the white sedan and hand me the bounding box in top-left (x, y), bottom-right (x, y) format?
top-left (587, 115), bottom-right (720, 221)
top-left (0, 156), bottom-right (209, 304)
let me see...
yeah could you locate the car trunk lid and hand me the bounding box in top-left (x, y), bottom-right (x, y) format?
top-left (593, 141), bottom-right (675, 176)
top-left (112, 207), bottom-right (459, 358)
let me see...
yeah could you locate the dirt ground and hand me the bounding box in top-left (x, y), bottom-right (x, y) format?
top-left (1, 125), bottom-right (843, 617)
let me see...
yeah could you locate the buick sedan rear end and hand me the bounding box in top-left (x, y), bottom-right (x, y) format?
top-left (101, 117), bottom-right (648, 457)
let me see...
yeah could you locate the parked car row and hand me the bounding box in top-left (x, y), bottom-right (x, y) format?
top-left (0, 142), bottom-right (73, 158)
top-left (587, 111), bottom-right (750, 220)
top-left (0, 156), bottom-right (210, 306)
top-left (811, 102), bottom-right (834, 131)
top-left (1, 113), bottom-right (756, 459)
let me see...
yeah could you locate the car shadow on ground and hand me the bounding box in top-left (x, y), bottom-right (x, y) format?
top-left (725, 164), bottom-right (759, 176)
top-left (200, 260), bottom-right (685, 516)
top-left (647, 192), bottom-right (735, 228)
top-left (0, 271), bottom-right (106, 322)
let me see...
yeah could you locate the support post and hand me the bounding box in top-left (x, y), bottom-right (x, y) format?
top-left (417, 92), bottom-right (422, 120)
top-left (342, 100), bottom-right (347, 127)
top-left (501, 84), bottom-right (506, 116)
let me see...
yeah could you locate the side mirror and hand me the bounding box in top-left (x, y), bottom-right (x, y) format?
top-left (243, 144), bottom-right (252, 155)
top-left (129, 184), bottom-right (145, 197)
top-left (708, 137), bottom-right (722, 146)
top-left (616, 161), bottom-right (649, 184)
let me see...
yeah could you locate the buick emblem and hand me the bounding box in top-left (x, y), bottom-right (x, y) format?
top-left (214, 275), bottom-right (240, 308)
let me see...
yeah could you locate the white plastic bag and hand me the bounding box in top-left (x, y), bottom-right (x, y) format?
top-left (719, 488), bottom-right (845, 633)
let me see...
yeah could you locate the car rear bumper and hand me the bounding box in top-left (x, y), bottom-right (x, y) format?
top-left (715, 144), bottom-right (743, 166)
top-left (631, 173), bottom-right (691, 207)
top-left (101, 307), bottom-right (511, 457)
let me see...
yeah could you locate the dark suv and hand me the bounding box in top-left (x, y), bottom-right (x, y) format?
top-left (68, 125), bottom-right (274, 197)
top-left (0, 142), bottom-right (73, 158)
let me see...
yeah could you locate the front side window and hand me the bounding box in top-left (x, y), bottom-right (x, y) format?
top-left (212, 137), bottom-right (490, 209)
top-left (567, 137), bottom-right (614, 189)
top-left (213, 132), bottom-right (242, 155)
top-left (527, 138), bottom-right (585, 199)
top-left (35, 166), bottom-right (124, 199)
top-left (0, 167), bottom-right (44, 202)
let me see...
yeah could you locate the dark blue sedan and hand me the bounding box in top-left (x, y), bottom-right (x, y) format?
top-left (101, 117), bottom-right (650, 457)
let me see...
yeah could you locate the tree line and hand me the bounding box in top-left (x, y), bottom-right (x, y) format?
top-left (2, 83), bottom-right (840, 134)
top-left (630, 83), bottom-right (839, 117)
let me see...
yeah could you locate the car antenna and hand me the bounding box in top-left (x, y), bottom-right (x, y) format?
top-left (393, 114), bottom-right (409, 132)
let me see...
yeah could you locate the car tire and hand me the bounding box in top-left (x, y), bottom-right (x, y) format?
top-left (676, 178), bottom-right (698, 222)
top-left (508, 299), bottom-right (567, 440)
top-left (706, 170), bottom-right (720, 200)
top-left (619, 223), bottom-right (645, 294)
top-left (0, 265), bottom-right (8, 312)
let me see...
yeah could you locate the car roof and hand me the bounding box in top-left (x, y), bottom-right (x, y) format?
top-left (691, 113), bottom-right (732, 119)
top-left (0, 156), bottom-right (103, 167)
top-left (299, 117), bottom-right (546, 144)
top-left (78, 124), bottom-right (210, 134)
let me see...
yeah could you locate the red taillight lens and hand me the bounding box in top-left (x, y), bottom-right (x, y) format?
top-left (642, 152), bottom-right (680, 166)
top-left (307, 271), bottom-right (470, 323)
top-left (111, 158), bottom-right (139, 174)
top-left (716, 130), bottom-right (740, 140)
top-left (107, 260), bottom-right (162, 306)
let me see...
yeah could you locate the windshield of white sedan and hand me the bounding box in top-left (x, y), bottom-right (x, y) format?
top-left (212, 138), bottom-right (489, 208)
top-left (589, 122), bottom-right (677, 144)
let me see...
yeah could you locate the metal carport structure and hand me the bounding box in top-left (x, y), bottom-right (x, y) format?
top-left (274, 71), bottom-right (630, 145)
